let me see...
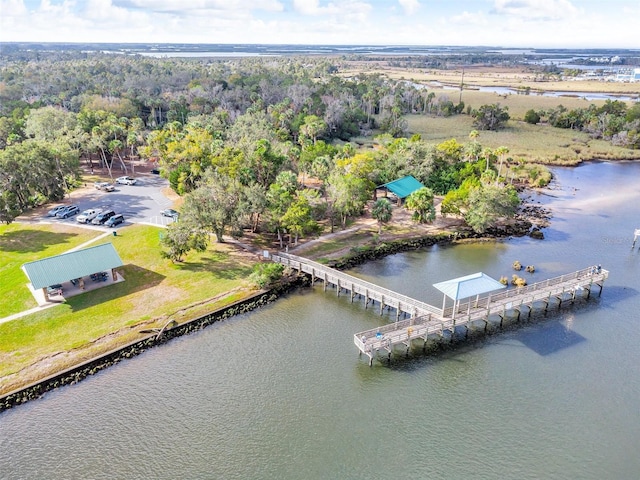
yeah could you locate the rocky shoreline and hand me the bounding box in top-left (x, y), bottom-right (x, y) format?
top-left (0, 276), bottom-right (311, 412)
top-left (0, 205), bottom-right (543, 412)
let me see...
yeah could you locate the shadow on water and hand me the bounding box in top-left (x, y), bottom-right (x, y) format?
top-left (515, 321), bottom-right (586, 356)
top-left (354, 286), bottom-right (631, 373)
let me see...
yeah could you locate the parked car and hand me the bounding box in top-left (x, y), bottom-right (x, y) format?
top-left (47, 284), bottom-right (63, 296)
top-left (47, 205), bottom-right (67, 217)
top-left (161, 208), bottom-right (179, 219)
top-left (94, 182), bottom-right (115, 192)
top-left (56, 205), bottom-right (80, 218)
top-left (116, 176), bottom-right (137, 185)
top-left (151, 168), bottom-right (160, 175)
top-left (105, 214), bottom-right (125, 227)
top-left (91, 210), bottom-right (116, 225)
top-left (76, 208), bottom-right (102, 224)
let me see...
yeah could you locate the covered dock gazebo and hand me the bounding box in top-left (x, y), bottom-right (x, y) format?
top-left (433, 272), bottom-right (506, 319)
top-left (22, 243), bottom-right (124, 301)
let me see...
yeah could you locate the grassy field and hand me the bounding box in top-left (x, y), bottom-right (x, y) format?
top-left (0, 223), bottom-right (102, 317)
top-left (401, 114), bottom-right (640, 165)
top-left (342, 63), bottom-right (640, 96)
top-left (344, 63), bottom-right (640, 164)
top-left (0, 223), bottom-right (255, 393)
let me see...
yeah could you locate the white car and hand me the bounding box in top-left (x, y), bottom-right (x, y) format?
top-left (77, 208), bottom-right (102, 224)
top-left (116, 176), bottom-right (137, 185)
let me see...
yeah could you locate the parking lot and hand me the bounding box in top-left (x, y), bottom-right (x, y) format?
top-left (46, 174), bottom-right (178, 229)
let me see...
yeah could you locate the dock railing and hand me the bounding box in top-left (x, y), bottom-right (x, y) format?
top-left (272, 252), bottom-right (442, 316)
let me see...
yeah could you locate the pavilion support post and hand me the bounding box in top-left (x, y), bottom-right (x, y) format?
top-left (323, 273), bottom-right (327, 292)
top-left (365, 289), bottom-right (369, 308)
top-left (311, 268), bottom-right (315, 285)
top-left (351, 283), bottom-right (355, 302)
top-left (336, 279), bottom-right (340, 297)
top-left (380, 295), bottom-right (384, 315)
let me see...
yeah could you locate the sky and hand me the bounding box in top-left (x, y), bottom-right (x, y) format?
top-left (1, 0), bottom-right (639, 48)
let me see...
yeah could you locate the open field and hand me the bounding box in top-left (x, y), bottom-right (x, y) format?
top-left (403, 114), bottom-right (640, 165)
top-left (342, 64), bottom-right (640, 96)
top-left (342, 63), bottom-right (640, 165)
top-left (0, 223), bottom-right (256, 394)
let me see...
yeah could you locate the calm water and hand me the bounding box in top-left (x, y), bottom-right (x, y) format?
top-left (2, 162), bottom-right (640, 479)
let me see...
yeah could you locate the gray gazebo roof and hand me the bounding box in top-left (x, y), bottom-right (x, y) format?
top-left (22, 243), bottom-right (123, 289)
top-left (433, 272), bottom-right (505, 301)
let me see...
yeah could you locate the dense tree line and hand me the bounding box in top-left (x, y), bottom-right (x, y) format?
top-left (527, 100), bottom-right (640, 149)
top-left (1, 52), bottom-right (522, 240)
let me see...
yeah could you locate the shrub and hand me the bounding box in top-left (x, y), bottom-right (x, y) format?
top-left (249, 263), bottom-right (285, 289)
top-left (524, 109), bottom-right (541, 125)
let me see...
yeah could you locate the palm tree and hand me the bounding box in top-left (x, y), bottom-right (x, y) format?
top-left (495, 146), bottom-right (509, 184)
top-left (372, 198), bottom-right (393, 234)
top-left (405, 187), bottom-right (436, 223)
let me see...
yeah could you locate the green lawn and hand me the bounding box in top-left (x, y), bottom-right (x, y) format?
top-left (0, 223), bottom-right (102, 317)
top-left (0, 223), bottom-right (254, 384)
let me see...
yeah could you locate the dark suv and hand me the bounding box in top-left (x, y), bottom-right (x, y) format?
top-left (91, 210), bottom-right (116, 225)
top-left (105, 214), bottom-right (125, 227)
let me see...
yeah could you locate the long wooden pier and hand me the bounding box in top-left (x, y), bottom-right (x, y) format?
top-left (271, 252), bottom-right (608, 366)
top-left (271, 252), bottom-right (442, 319)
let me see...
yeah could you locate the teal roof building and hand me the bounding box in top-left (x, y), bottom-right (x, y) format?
top-left (378, 175), bottom-right (425, 200)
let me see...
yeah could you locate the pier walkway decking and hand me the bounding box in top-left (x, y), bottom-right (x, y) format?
top-left (271, 252), bottom-right (608, 365)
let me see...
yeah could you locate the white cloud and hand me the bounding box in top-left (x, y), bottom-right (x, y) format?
top-left (1, 0), bottom-right (638, 48)
top-left (1, 0), bottom-right (28, 15)
top-left (492, 0), bottom-right (579, 20)
top-left (293, 0), bottom-right (371, 18)
top-left (116, 0), bottom-right (284, 13)
top-left (398, 0), bottom-right (419, 15)
top-left (449, 10), bottom-right (488, 26)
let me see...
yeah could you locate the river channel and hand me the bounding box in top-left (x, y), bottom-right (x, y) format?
top-left (2, 162), bottom-right (640, 479)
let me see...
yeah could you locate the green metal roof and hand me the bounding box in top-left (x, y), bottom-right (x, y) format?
top-left (22, 243), bottom-right (124, 290)
top-left (380, 175), bottom-right (425, 199)
top-left (433, 272), bottom-right (506, 301)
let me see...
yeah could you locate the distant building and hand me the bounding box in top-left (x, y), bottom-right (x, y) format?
top-left (615, 68), bottom-right (640, 82)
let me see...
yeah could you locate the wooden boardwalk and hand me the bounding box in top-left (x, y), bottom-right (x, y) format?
top-left (271, 253), bottom-right (608, 366)
top-left (271, 252), bottom-right (441, 318)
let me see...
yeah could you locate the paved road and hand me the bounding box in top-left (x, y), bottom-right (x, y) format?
top-left (51, 174), bottom-right (177, 229)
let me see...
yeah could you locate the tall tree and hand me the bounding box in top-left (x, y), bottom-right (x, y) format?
top-left (465, 184), bottom-right (520, 233)
top-left (405, 187), bottom-right (436, 224)
top-left (472, 103), bottom-right (510, 131)
top-left (371, 197), bottom-right (393, 234)
top-left (182, 171), bottom-right (242, 242)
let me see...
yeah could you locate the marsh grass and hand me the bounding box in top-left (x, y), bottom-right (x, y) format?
top-left (403, 114), bottom-right (640, 165)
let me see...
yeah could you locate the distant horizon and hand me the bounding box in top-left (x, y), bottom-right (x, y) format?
top-left (1, 1), bottom-right (639, 49)
top-left (2, 41), bottom-right (638, 53)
